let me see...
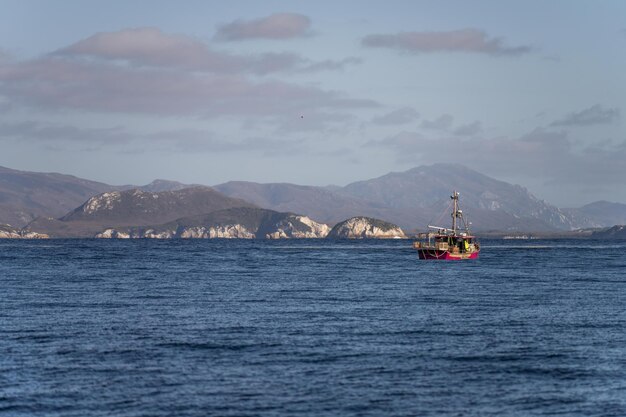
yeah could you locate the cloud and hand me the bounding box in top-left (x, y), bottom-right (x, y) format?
top-left (362, 29), bottom-right (531, 56)
top-left (551, 104), bottom-right (620, 126)
top-left (366, 131), bottom-right (425, 150)
top-left (274, 111), bottom-right (356, 134)
top-left (372, 107), bottom-right (420, 125)
top-left (55, 27), bottom-right (306, 75)
top-left (0, 49), bottom-right (12, 63)
top-left (366, 128), bottom-right (626, 188)
top-left (0, 29), bottom-right (377, 117)
top-left (299, 57), bottom-right (362, 72)
top-left (147, 128), bottom-right (305, 154)
top-left (0, 121), bottom-right (309, 155)
top-left (0, 121), bottom-right (129, 144)
top-left (421, 114), bottom-right (454, 130)
top-left (453, 121), bottom-right (482, 136)
top-left (53, 27), bottom-right (360, 76)
top-left (216, 13), bottom-right (312, 41)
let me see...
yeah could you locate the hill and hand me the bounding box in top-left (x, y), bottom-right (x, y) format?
top-left (0, 166), bottom-right (200, 228)
top-left (0, 165), bottom-right (120, 227)
top-left (25, 187), bottom-right (256, 238)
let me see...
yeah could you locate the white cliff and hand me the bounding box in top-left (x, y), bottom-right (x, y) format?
top-left (327, 216), bottom-right (406, 239)
top-left (179, 225), bottom-right (255, 239)
top-left (0, 225), bottom-right (49, 239)
top-left (83, 192), bottom-right (122, 214)
top-left (93, 214), bottom-right (330, 239)
top-left (265, 215), bottom-right (330, 239)
top-left (95, 229), bottom-right (130, 239)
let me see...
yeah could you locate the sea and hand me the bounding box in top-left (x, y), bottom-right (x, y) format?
top-left (1, 238), bottom-right (625, 416)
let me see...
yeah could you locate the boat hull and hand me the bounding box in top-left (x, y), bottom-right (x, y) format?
top-left (417, 248), bottom-right (479, 260)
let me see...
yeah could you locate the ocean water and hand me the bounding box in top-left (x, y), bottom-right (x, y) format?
top-left (1, 239), bottom-right (625, 416)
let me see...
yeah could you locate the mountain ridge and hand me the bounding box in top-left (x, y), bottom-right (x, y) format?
top-left (2, 164), bottom-right (624, 233)
top-left (215, 164), bottom-right (584, 231)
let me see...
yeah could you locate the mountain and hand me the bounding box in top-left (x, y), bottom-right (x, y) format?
top-left (563, 201), bottom-right (626, 228)
top-left (337, 164), bottom-right (574, 231)
top-left (3, 163), bottom-right (624, 234)
top-left (25, 187), bottom-right (256, 238)
top-left (216, 164), bottom-right (576, 232)
top-left (0, 165), bottom-right (121, 227)
top-left (139, 179), bottom-right (199, 192)
top-left (214, 181), bottom-right (399, 225)
top-left (96, 207), bottom-right (330, 239)
top-left (0, 166), bottom-right (202, 228)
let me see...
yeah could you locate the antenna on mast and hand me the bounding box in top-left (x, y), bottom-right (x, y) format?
top-left (451, 190), bottom-right (459, 234)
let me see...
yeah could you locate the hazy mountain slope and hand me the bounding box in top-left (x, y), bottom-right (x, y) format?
top-left (215, 165), bottom-right (573, 231)
top-left (0, 166), bottom-right (202, 227)
top-left (139, 179), bottom-right (199, 192)
top-left (214, 181), bottom-right (395, 225)
top-left (562, 201), bottom-right (626, 228)
top-left (0, 165), bottom-right (120, 227)
top-left (338, 163), bottom-right (575, 230)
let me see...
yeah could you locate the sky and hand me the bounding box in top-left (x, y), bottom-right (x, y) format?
top-left (0, 0), bottom-right (624, 207)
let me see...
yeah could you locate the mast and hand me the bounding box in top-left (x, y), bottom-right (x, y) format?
top-left (451, 190), bottom-right (458, 234)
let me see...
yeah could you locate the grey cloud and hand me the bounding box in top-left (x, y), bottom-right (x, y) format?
top-left (453, 121), bottom-right (482, 136)
top-left (0, 121), bottom-right (308, 155)
top-left (367, 127), bottom-right (626, 188)
top-left (366, 131), bottom-right (424, 149)
top-left (147, 128), bottom-right (305, 154)
top-left (0, 49), bottom-right (12, 63)
top-left (56, 27), bottom-right (302, 75)
top-left (0, 55), bottom-right (376, 116)
top-left (57, 27), bottom-right (248, 72)
top-left (215, 13), bottom-right (312, 41)
top-left (299, 57), bottom-right (362, 72)
top-left (274, 111), bottom-right (356, 134)
top-left (0, 28), bottom-right (376, 118)
top-left (372, 107), bottom-right (419, 125)
top-left (362, 29), bottom-right (531, 56)
top-left (0, 121), bottom-right (129, 144)
top-left (421, 114), bottom-right (454, 130)
top-left (55, 27), bottom-right (355, 76)
top-left (551, 104), bottom-right (620, 126)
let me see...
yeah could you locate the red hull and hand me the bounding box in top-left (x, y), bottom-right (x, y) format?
top-left (417, 248), bottom-right (479, 260)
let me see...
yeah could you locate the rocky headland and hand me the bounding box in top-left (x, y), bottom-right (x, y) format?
top-left (326, 217), bottom-right (406, 239)
top-left (0, 224), bottom-right (49, 239)
top-left (591, 225), bottom-right (626, 239)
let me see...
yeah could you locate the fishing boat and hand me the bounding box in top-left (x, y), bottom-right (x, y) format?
top-left (413, 191), bottom-right (480, 260)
